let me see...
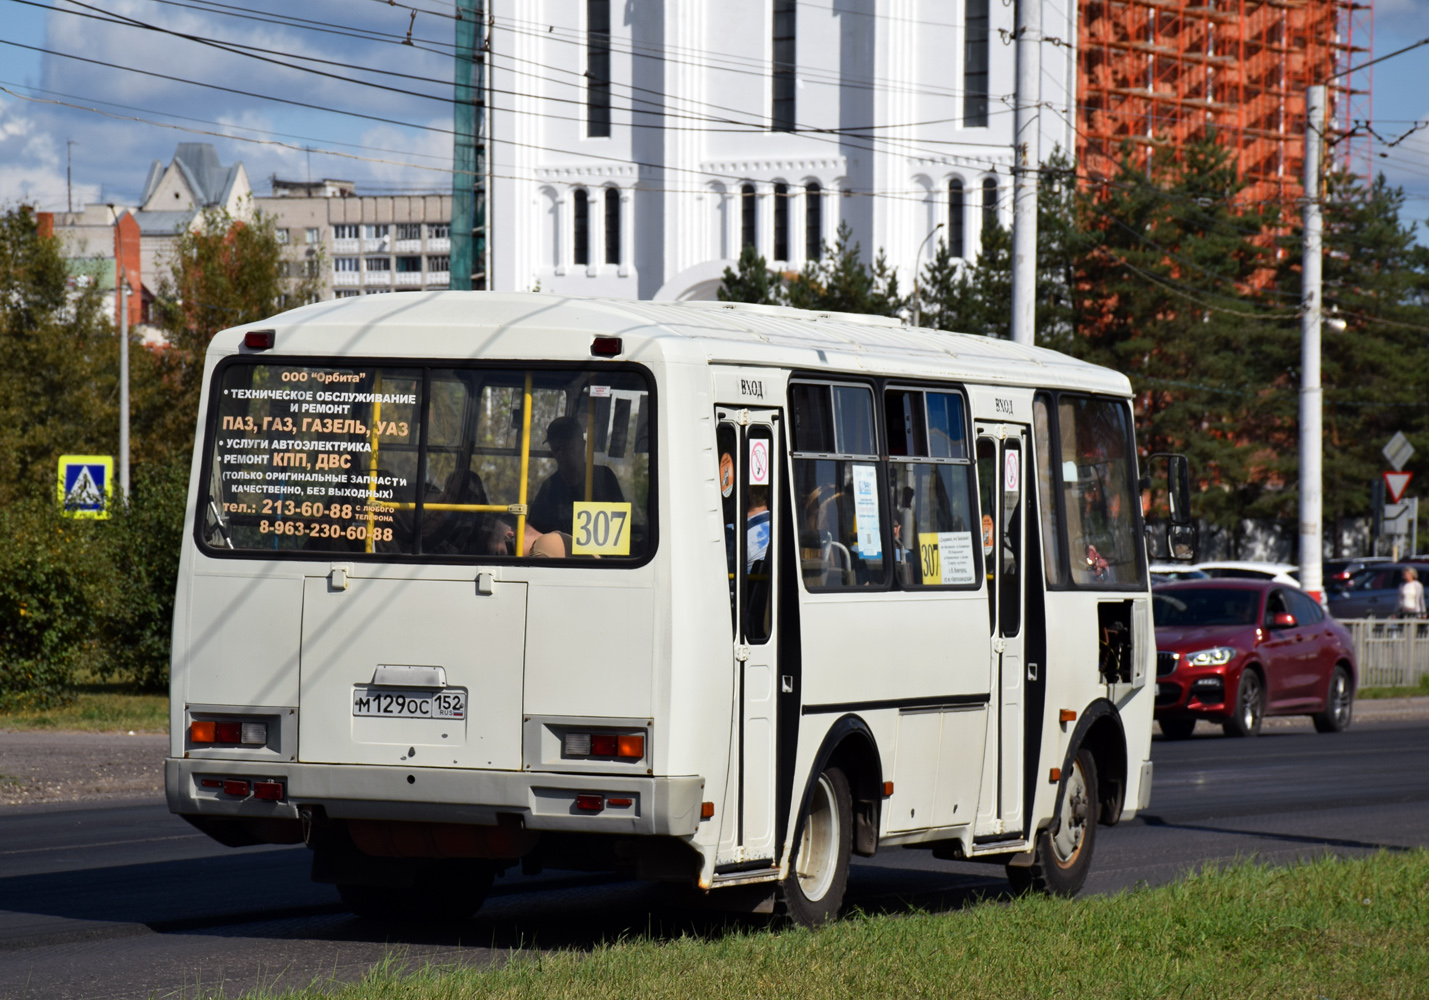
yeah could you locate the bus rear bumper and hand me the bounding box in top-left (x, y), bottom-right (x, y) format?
top-left (166, 757), bottom-right (706, 838)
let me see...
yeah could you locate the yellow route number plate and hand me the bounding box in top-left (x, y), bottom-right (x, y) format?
top-left (572, 502), bottom-right (632, 556)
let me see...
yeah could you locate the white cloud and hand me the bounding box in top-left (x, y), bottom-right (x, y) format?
top-left (0, 95), bottom-right (99, 211)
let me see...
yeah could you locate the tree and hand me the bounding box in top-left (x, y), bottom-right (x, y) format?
top-left (786, 221), bottom-right (905, 317)
top-left (718, 243), bottom-right (784, 305)
top-left (1070, 140), bottom-right (1293, 544)
top-left (1278, 172), bottom-right (1429, 552)
top-left (150, 203), bottom-right (322, 462)
top-left (0, 206), bottom-right (120, 506)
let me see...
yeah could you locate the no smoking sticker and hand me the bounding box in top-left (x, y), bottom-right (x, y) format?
top-left (1004, 450), bottom-right (1020, 492)
top-left (749, 439), bottom-right (770, 486)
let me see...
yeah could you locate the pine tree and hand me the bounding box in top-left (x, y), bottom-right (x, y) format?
top-left (786, 221), bottom-right (905, 317)
top-left (718, 243), bottom-right (784, 305)
top-left (1279, 172), bottom-right (1429, 550)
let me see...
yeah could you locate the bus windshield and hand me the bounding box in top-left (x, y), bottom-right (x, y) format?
top-left (200, 361), bottom-right (652, 561)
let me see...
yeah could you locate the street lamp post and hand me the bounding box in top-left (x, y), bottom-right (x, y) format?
top-left (912, 222), bottom-right (944, 329)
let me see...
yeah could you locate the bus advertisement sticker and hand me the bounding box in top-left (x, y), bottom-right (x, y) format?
top-left (851, 465), bottom-right (882, 557)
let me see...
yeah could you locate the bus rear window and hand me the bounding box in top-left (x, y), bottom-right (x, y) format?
top-left (200, 362), bottom-right (653, 562)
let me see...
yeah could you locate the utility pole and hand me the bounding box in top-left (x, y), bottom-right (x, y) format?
top-left (451, 0), bottom-right (487, 290)
top-left (1009, 0), bottom-right (1040, 347)
top-left (1299, 85), bottom-right (1326, 603)
top-left (112, 205), bottom-right (130, 499)
top-left (67, 139), bottom-right (75, 214)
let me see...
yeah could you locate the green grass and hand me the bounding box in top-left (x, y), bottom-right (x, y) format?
top-left (1358, 675), bottom-right (1429, 700)
top-left (242, 851), bottom-right (1429, 1000)
top-left (0, 683), bottom-right (167, 733)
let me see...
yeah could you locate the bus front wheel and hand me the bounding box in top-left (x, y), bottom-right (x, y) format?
top-left (781, 766), bottom-right (852, 926)
top-left (1006, 747), bottom-right (1098, 898)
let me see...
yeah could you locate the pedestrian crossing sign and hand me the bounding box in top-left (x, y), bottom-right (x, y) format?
top-left (57, 455), bottom-right (114, 519)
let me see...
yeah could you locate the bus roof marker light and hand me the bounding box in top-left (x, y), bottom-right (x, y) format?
top-left (590, 336), bottom-right (622, 357)
top-left (244, 330), bottom-right (275, 350)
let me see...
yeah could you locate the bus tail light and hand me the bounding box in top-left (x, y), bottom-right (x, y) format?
top-left (253, 780), bottom-right (284, 801)
top-left (563, 730), bottom-right (645, 760)
top-left (575, 794), bottom-right (604, 812)
top-left (215, 722), bottom-right (242, 743)
top-left (240, 723), bottom-right (268, 745)
top-left (190, 719), bottom-right (268, 745)
top-left (223, 779), bottom-right (250, 797)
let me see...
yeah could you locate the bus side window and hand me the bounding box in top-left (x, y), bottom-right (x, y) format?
top-left (790, 382), bottom-right (886, 591)
top-left (885, 388), bottom-right (978, 589)
top-left (1033, 395), bottom-right (1065, 585)
top-left (976, 438), bottom-right (997, 631)
top-left (717, 421), bottom-right (738, 636)
top-left (1057, 396), bottom-right (1141, 586)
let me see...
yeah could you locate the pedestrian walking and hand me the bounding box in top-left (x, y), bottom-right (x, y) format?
top-left (1397, 567), bottom-right (1426, 618)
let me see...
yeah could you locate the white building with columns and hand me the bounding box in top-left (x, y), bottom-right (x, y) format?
top-left (486, 0), bottom-right (1076, 301)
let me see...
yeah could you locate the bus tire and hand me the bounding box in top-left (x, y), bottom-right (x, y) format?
top-left (781, 766), bottom-right (852, 927)
top-left (338, 861), bottom-right (494, 923)
top-left (1006, 747), bottom-right (1098, 898)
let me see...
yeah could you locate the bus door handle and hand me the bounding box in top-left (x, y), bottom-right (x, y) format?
top-left (477, 572), bottom-right (495, 596)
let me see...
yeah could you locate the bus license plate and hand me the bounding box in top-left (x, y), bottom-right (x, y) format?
top-left (352, 688), bottom-right (466, 719)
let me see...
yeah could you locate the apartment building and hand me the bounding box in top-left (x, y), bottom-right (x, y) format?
top-left (258, 184), bottom-right (453, 300)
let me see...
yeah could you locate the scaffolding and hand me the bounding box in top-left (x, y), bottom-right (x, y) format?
top-left (1078, 0), bottom-right (1373, 210)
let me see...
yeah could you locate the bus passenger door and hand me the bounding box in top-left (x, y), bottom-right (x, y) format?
top-left (975, 426), bottom-right (1026, 838)
top-left (715, 409), bottom-right (781, 867)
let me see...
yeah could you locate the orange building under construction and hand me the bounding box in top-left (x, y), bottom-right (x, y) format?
top-left (1078, 0), bottom-right (1373, 210)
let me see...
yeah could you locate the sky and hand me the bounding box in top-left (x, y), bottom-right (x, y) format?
top-left (2, 1), bottom-right (1429, 224)
top-left (0, 0), bottom-right (459, 210)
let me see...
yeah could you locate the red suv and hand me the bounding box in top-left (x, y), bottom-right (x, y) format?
top-left (1153, 580), bottom-right (1356, 739)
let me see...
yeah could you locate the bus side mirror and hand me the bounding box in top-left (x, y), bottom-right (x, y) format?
top-left (1144, 453), bottom-right (1197, 563)
top-left (1167, 454), bottom-right (1192, 526)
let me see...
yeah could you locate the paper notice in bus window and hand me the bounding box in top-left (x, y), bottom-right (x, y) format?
top-left (917, 531), bottom-right (976, 586)
top-left (851, 464), bottom-right (882, 558)
top-left (571, 501), bottom-right (632, 556)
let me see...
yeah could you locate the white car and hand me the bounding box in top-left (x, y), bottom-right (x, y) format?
top-left (1191, 561), bottom-right (1302, 587)
top-left (1149, 564), bottom-right (1209, 585)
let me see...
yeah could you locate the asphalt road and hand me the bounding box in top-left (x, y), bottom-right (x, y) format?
top-left (3, 718), bottom-right (1427, 1000)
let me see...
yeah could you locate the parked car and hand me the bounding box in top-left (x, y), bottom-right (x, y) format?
top-left (1322, 556), bottom-right (1391, 589)
top-left (1326, 563), bottom-right (1419, 619)
top-left (1192, 561), bottom-right (1302, 586)
top-left (1152, 579), bottom-right (1356, 739)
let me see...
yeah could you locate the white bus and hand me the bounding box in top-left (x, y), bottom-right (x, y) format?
top-left (167, 293), bottom-right (1187, 925)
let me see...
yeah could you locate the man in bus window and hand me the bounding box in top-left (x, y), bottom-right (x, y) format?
top-left (529, 415), bottom-right (625, 534)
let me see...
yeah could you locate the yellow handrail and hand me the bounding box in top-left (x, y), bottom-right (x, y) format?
top-left (365, 372), bottom-right (384, 554)
top-left (584, 398), bottom-right (595, 502)
top-left (516, 372), bottom-right (533, 556)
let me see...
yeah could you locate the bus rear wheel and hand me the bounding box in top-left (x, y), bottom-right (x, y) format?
top-left (338, 861), bottom-right (494, 924)
top-left (1006, 747), bottom-right (1098, 898)
top-left (781, 766), bottom-right (852, 927)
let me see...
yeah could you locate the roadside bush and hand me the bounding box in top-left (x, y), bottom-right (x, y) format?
top-left (94, 461), bottom-right (188, 692)
top-left (0, 462), bottom-right (188, 708)
top-left (0, 502), bottom-right (102, 710)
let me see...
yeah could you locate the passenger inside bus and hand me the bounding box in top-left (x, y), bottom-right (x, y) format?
top-left (529, 415), bottom-right (626, 534)
top-left (479, 518), bottom-right (572, 559)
